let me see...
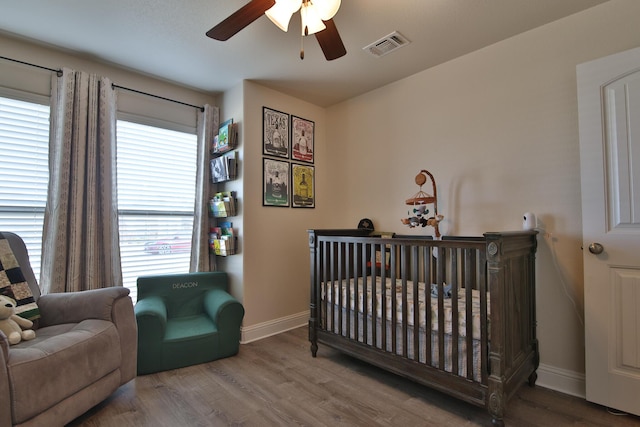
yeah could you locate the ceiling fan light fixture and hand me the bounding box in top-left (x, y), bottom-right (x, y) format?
top-left (265, 0), bottom-right (302, 32)
top-left (300, 2), bottom-right (326, 36)
top-left (314, 0), bottom-right (341, 21)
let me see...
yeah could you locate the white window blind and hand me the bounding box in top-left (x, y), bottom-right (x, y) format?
top-left (116, 120), bottom-right (198, 302)
top-left (0, 95), bottom-right (50, 279)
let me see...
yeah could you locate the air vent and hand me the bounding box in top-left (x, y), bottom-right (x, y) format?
top-left (363, 31), bottom-right (411, 58)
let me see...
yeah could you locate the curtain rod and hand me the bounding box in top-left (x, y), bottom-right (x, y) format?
top-left (111, 84), bottom-right (204, 112)
top-left (0, 55), bottom-right (63, 76)
top-left (0, 55), bottom-right (204, 112)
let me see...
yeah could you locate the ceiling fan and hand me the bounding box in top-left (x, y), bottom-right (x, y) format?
top-left (206, 0), bottom-right (346, 61)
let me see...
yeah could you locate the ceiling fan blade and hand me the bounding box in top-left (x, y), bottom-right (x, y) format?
top-left (315, 19), bottom-right (346, 61)
top-left (206, 0), bottom-right (276, 41)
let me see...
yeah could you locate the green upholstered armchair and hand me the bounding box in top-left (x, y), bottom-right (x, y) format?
top-left (135, 272), bottom-right (244, 375)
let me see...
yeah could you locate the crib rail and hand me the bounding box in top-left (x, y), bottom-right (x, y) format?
top-left (309, 231), bottom-right (488, 382)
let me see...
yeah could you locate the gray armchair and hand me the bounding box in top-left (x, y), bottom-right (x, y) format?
top-left (0, 232), bottom-right (137, 427)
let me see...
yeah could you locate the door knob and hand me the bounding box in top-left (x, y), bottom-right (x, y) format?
top-left (588, 242), bottom-right (604, 254)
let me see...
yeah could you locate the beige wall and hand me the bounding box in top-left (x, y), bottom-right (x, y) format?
top-left (325, 0), bottom-right (640, 393)
top-left (239, 81), bottom-right (330, 338)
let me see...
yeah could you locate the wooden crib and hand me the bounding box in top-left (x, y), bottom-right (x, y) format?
top-left (308, 229), bottom-right (538, 426)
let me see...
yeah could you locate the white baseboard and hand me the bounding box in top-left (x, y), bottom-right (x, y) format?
top-left (240, 310), bottom-right (309, 344)
top-left (536, 363), bottom-right (586, 398)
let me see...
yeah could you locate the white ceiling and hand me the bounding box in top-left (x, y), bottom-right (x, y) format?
top-left (0, 0), bottom-right (607, 107)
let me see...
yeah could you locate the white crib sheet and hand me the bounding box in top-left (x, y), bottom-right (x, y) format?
top-left (321, 276), bottom-right (490, 340)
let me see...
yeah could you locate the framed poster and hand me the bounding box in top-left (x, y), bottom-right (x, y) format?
top-left (291, 163), bottom-right (315, 208)
top-left (263, 158), bottom-right (290, 207)
top-left (291, 115), bottom-right (314, 163)
top-left (263, 107), bottom-right (289, 158)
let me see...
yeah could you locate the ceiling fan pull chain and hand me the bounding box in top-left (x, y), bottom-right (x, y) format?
top-left (300, 17), bottom-right (305, 59)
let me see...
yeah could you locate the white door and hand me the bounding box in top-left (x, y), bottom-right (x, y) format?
top-left (577, 46), bottom-right (640, 416)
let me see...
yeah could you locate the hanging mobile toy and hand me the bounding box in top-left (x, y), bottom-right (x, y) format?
top-left (400, 169), bottom-right (444, 237)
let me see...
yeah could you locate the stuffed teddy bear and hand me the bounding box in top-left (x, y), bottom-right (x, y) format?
top-left (0, 295), bottom-right (36, 345)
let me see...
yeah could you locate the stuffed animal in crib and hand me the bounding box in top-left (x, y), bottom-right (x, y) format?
top-left (0, 295), bottom-right (36, 345)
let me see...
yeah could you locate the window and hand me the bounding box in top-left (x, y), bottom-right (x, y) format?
top-left (116, 119), bottom-right (198, 301)
top-left (0, 94), bottom-right (198, 300)
top-left (0, 94), bottom-right (197, 301)
top-left (0, 94), bottom-right (50, 279)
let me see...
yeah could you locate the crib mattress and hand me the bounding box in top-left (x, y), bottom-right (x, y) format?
top-left (321, 276), bottom-right (490, 339)
top-left (320, 277), bottom-right (489, 382)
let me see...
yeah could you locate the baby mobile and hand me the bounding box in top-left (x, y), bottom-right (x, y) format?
top-left (400, 169), bottom-right (444, 238)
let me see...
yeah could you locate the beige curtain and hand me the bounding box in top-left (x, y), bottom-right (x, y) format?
top-left (40, 68), bottom-right (122, 294)
top-left (190, 104), bottom-right (219, 272)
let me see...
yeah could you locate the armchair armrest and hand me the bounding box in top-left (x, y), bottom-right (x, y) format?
top-left (204, 289), bottom-right (243, 327)
top-left (134, 296), bottom-right (167, 340)
top-left (38, 287), bottom-right (138, 383)
top-left (37, 287), bottom-right (131, 327)
top-left (204, 289), bottom-right (244, 357)
top-left (134, 296), bottom-right (167, 375)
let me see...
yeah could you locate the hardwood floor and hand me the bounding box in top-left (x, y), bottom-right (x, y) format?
top-left (69, 327), bottom-right (640, 427)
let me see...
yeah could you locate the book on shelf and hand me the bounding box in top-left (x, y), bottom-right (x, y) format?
top-left (209, 191), bottom-right (236, 217)
top-left (212, 119), bottom-right (238, 154)
top-left (226, 151), bottom-right (237, 180)
top-left (209, 222), bottom-right (236, 256)
top-left (212, 134), bottom-right (219, 153)
top-left (210, 151), bottom-right (237, 183)
top-left (218, 220), bottom-right (234, 235)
